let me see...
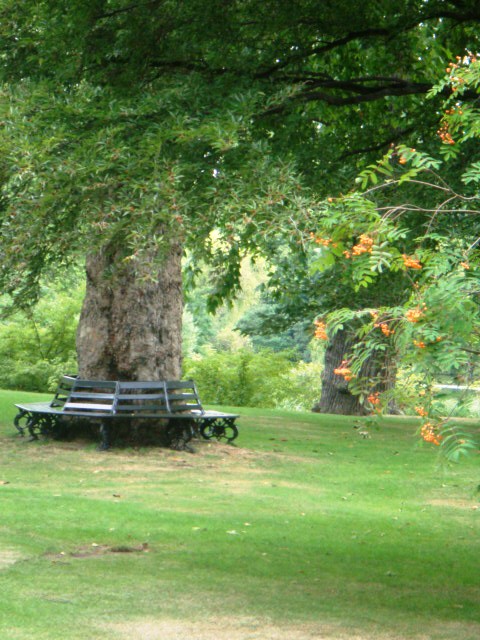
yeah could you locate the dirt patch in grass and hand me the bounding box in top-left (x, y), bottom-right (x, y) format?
top-left (97, 440), bottom-right (270, 475)
top-left (106, 617), bottom-right (384, 640)
top-left (105, 617), bottom-right (480, 640)
top-left (7, 438), bottom-right (266, 476)
top-left (45, 543), bottom-right (150, 560)
top-left (7, 434), bottom-right (290, 474)
top-left (0, 548), bottom-right (24, 568)
top-left (187, 440), bottom-right (274, 464)
top-left (429, 498), bottom-right (479, 510)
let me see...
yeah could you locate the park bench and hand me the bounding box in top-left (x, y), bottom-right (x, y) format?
top-left (13, 375), bottom-right (239, 450)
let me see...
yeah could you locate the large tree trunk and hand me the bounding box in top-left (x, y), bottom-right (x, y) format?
top-left (313, 328), bottom-right (363, 415)
top-left (313, 327), bottom-right (397, 415)
top-left (76, 241), bottom-right (183, 380)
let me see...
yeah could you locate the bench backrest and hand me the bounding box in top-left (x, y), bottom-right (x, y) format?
top-left (49, 375), bottom-right (77, 409)
top-left (63, 379), bottom-right (118, 414)
top-left (165, 380), bottom-right (204, 414)
top-left (116, 381), bottom-right (169, 415)
top-left (57, 377), bottom-right (204, 416)
top-left (116, 380), bottom-right (204, 415)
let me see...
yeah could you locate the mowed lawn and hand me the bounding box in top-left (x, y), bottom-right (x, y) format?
top-left (0, 389), bottom-right (478, 640)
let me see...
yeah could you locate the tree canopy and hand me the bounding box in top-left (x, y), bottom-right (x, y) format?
top-left (1, 1), bottom-right (480, 398)
top-left (2, 0), bottom-right (480, 306)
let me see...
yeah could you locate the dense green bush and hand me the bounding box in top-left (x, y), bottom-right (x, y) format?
top-left (0, 287), bottom-right (81, 392)
top-left (184, 348), bottom-right (322, 410)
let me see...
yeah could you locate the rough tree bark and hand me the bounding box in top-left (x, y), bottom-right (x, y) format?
top-left (312, 327), bottom-right (397, 415)
top-left (76, 241), bottom-right (183, 381)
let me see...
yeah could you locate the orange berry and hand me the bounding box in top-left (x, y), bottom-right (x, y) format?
top-left (405, 308), bottom-right (425, 323)
top-left (413, 340), bottom-right (426, 349)
top-left (402, 254), bottom-right (422, 270)
top-left (314, 320), bottom-right (328, 340)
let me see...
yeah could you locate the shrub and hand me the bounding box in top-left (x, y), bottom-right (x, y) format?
top-left (184, 348), bottom-right (322, 410)
top-left (0, 286), bottom-right (81, 391)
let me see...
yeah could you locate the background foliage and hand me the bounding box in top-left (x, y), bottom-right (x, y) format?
top-left (0, 264), bottom-right (323, 408)
top-left (184, 348), bottom-right (322, 410)
top-left (0, 284), bottom-right (81, 391)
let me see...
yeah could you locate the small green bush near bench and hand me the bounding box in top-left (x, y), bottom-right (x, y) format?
top-left (184, 348), bottom-right (322, 410)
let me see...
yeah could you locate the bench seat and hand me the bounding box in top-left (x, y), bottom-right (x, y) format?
top-left (14, 376), bottom-right (239, 450)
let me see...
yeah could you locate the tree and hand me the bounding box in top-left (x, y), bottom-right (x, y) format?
top-left (234, 242), bottom-right (409, 414)
top-left (1, 1), bottom-right (480, 382)
top-left (310, 53), bottom-right (480, 458)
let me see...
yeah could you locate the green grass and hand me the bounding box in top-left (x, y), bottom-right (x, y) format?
top-left (0, 389), bottom-right (479, 639)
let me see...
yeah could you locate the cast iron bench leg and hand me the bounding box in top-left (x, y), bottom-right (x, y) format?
top-left (98, 421), bottom-right (111, 451)
top-left (166, 420), bottom-right (195, 451)
top-left (200, 417), bottom-right (238, 443)
top-left (27, 416), bottom-right (40, 441)
top-left (14, 410), bottom-right (30, 437)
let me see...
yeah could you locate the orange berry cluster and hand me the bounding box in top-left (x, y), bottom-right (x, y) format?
top-left (370, 311), bottom-right (395, 336)
top-left (415, 406), bottom-right (428, 418)
top-left (367, 391), bottom-right (381, 406)
top-left (309, 232), bottom-right (337, 247)
top-left (446, 54), bottom-right (477, 93)
top-left (405, 304), bottom-right (427, 323)
top-left (402, 254), bottom-right (422, 270)
top-left (420, 422), bottom-right (442, 446)
top-left (460, 261), bottom-right (470, 270)
top-left (447, 54), bottom-right (478, 72)
top-left (398, 148), bottom-right (416, 164)
top-left (374, 322), bottom-right (394, 337)
top-left (314, 320), bottom-right (328, 340)
top-left (344, 234), bottom-right (374, 259)
top-left (444, 107), bottom-right (463, 116)
top-left (437, 119), bottom-right (455, 145)
top-left (413, 336), bottom-right (442, 348)
top-left (334, 361), bottom-right (354, 382)
top-left (413, 339), bottom-right (426, 349)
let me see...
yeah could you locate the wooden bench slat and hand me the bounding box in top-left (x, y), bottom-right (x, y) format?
top-left (73, 380), bottom-right (118, 389)
top-left (168, 393), bottom-right (198, 400)
top-left (115, 406), bottom-right (169, 413)
top-left (118, 382), bottom-right (166, 390)
top-left (55, 388), bottom-right (73, 396)
top-left (168, 404), bottom-right (203, 412)
top-left (64, 402), bottom-right (115, 412)
top-left (50, 399), bottom-right (67, 407)
top-left (69, 392), bottom-right (116, 400)
top-left (165, 380), bottom-right (197, 389)
top-left (116, 393), bottom-right (167, 400)
top-left (116, 401), bottom-right (167, 404)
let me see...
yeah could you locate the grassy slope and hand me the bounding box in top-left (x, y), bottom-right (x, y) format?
top-left (0, 390), bottom-right (478, 639)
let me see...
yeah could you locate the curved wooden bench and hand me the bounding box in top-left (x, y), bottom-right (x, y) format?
top-left (14, 376), bottom-right (239, 450)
